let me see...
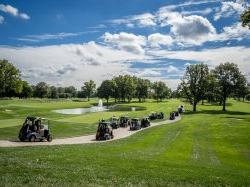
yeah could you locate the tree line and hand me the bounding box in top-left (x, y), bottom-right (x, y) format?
top-left (0, 59), bottom-right (171, 102)
top-left (177, 63), bottom-right (249, 111)
top-left (0, 59), bottom-right (249, 111)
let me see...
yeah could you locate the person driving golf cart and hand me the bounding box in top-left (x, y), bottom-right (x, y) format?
top-left (169, 112), bottom-right (176, 120)
top-left (130, 118), bottom-right (141, 130)
top-left (18, 117), bottom-right (52, 142)
top-left (96, 120), bottom-right (114, 140)
top-left (141, 117), bottom-right (150, 128)
top-left (178, 105), bottom-right (185, 113)
top-left (119, 116), bottom-right (130, 127)
top-left (110, 116), bottom-right (119, 129)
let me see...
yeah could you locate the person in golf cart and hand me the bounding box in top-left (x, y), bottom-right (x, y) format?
top-left (119, 116), bottom-right (130, 127)
top-left (18, 117), bottom-right (52, 142)
top-left (178, 105), bottom-right (185, 113)
top-left (110, 116), bottom-right (119, 129)
top-left (96, 120), bottom-right (114, 140)
top-left (130, 118), bottom-right (141, 130)
top-left (141, 117), bottom-right (150, 128)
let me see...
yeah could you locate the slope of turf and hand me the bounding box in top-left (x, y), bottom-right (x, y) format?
top-left (0, 99), bottom-right (249, 186)
top-left (0, 99), bottom-right (178, 139)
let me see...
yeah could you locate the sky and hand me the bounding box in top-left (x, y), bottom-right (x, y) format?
top-left (0, 0), bottom-right (250, 89)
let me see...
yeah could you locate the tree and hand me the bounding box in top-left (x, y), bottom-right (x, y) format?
top-left (65, 86), bottom-right (77, 98)
top-left (152, 81), bottom-right (170, 102)
top-left (241, 7), bottom-right (250, 29)
top-left (34, 82), bottom-right (49, 98)
top-left (0, 59), bottom-right (23, 97)
top-left (179, 64), bottom-right (209, 111)
top-left (234, 74), bottom-right (249, 101)
top-left (212, 62), bottom-right (245, 111)
top-left (112, 75), bottom-right (135, 102)
top-left (19, 81), bottom-right (33, 98)
top-left (135, 78), bottom-right (150, 102)
top-left (97, 80), bottom-right (114, 104)
top-left (49, 86), bottom-right (59, 99)
top-left (82, 80), bottom-right (96, 101)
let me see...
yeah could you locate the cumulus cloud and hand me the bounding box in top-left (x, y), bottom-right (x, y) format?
top-left (217, 22), bottom-right (250, 41)
top-left (167, 65), bottom-right (179, 73)
top-left (214, 1), bottom-right (246, 21)
top-left (150, 46), bottom-right (250, 81)
top-left (0, 15), bottom-right (4, 24)
top-left (109, 13), bottom-right (156, 28)
top-left (0, 4), bottom-right (30, 20)
top-left (0, 42), bottom-right (148, 87)
top-left (148, 33), bottom-right (173, 47)
top-left (157, 8), bottom-right (217, 45)
top-left (102, 32), bottom-right (146, 54)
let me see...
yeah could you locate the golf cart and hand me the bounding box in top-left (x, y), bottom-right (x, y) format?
top-left (169, 112), bottom-right (176, 120)
top-left (174, 111), bottom-right (179, 117)
top-left (96, 120), bottom-right (114, 140)
top-left (110, 116), bottom-right (119, 129)
top-left (157, 112), bottom-right (164, 119)
top-left (141, 117), bottom-right (150, 128)
top-left (178, 105), bottom-right (185, 113)
top-left (18, 116), bottom-right (52, 142)
top-left (148, 112), bottom-right (158, 120)
top-left (119, 116), bottom-right (130, 127)
top-left (148, 112), bottom-right (164, 120)
top-left (130, 118), bottom-right (141, 130)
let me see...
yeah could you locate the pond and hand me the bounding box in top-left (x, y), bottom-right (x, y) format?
top-left (53, 106), bottom-right (108, 115)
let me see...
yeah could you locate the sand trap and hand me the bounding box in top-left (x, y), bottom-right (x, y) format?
top-left (0, 116), bottom-right (181, 147)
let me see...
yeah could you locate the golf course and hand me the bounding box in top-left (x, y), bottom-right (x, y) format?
top-left (0, 98), bottom-right (249, 186)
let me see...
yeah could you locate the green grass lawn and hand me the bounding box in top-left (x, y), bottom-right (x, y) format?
top-left (0, 99), bottom-right (249, 186)
top-left (0, 98), bottom-right (178, 139)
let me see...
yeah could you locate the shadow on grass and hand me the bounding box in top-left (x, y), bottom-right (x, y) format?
top-left (184, 110), bottom-right (250, 116)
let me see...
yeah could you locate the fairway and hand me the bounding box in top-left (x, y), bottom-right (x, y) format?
top-left (0, 99), bottom-right (249, 186)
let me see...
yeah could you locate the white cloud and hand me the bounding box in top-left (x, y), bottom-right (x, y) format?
top-left (150, 46), bottom-right (250, 81)
top-left (109, 13), bottom-right (156, 28)
top-left (214, 1), bottom-right (246, 21)
top-left (0, 4), bottom-right (30, 20)
top-left (148, 33), bottom-right (173, 47)
top-left (157, 8), bottom-right (217, 45)
top-left (217, 22), bottom-right (250, 41)
top-left (167, 65), bottom-right (179, 73)
top-left (17, 31), bottom-right (97, 42)
top-left (0, 15), bottom-right (4, 24)
top-left (181, 8), bottom-right (213, 16)
top-left (102, 32), bottom-right (146, 54)
top-left (0, 42), bottom-right (148, 87)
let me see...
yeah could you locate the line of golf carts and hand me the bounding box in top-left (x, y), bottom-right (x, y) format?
top-left (17, 105), bottom-right (185, 142)
top-left (96, 111), bottom-right (167, 141)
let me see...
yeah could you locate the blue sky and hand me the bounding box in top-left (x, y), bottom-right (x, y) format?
top-left (0, 0), bottom-right (249, 89)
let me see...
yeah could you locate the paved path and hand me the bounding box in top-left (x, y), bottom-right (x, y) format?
top-left (0, 116), bottom-right (181, 147)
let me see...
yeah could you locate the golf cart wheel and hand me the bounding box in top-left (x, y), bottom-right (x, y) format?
top-left (47, 135), bottom-right (52, 142)
top-left (29, 135), bottom-right (36, 142)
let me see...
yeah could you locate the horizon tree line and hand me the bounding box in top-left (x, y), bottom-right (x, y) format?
top-left (0, 59), bottom-right (249, 111)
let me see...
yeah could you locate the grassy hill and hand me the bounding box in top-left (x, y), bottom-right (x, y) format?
top-left (0, 99), bottom-right (249, 186)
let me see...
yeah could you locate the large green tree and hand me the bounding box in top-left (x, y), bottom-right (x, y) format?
top-left (19, 81), bottom-right (33, 98)
top-left (179, 64), bottom-right (209, 111)
top-left (82, 80), bottom-right (96, 101)
top-left (212, 62), bottom-right (246, 111)
top-left (152, 81), bottom-right (170, 102)
top-left (97, 80), bottom-right (115, 104)
top-left (0, 59), bottom-right (23, 97)
top-left (135, 78), bottom-right (150, 102)
top-left (34, 82), bottom-right (49, 98)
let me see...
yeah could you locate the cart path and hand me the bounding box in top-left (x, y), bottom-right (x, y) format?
top-left (0, 116), bottom-right (181, 147)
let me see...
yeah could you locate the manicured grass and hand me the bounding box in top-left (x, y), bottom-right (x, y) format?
top-left (0, 99), bottom-right (249, 186)
top-left (0, 98), bottom-right (177, 139)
